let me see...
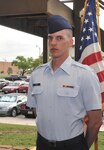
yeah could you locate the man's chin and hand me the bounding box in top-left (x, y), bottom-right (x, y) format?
top-left (52, 55), bottom-right (60, 59)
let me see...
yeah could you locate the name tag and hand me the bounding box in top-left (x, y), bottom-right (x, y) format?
top-left (33, 83), bottom-right (41, 86)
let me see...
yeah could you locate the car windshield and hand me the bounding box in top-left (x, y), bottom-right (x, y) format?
top-left (0, 95), bottom-right (17, 102)
top-left (9, 82), bottom-right (20, 86)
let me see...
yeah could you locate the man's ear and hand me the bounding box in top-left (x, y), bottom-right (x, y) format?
top-left (69, 38), bottom-right (74, 47)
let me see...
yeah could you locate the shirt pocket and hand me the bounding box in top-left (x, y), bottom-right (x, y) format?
top-left (57, 86), bottom-right (79, 97)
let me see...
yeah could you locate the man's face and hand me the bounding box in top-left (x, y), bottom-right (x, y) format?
top-left (48, 29), bottom-right (73, 59)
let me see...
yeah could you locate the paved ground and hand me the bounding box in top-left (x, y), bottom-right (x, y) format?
top-left (0, 115), bottom-right (36, 126)
top-left (100, 123), bottom-right (104, 131)
top-left (100, 113), bottom-right (104, 131)
top-left (0, 115), bottom-right (104, 131)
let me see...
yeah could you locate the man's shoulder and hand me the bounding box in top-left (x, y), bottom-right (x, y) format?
top-left (72, 61), bottom-right (93, 72)
top-left (33, 63), bottom-right (48, 72)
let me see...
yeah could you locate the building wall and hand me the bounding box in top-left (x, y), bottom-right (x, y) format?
top-left (0, 61), bottom-right (19, 76)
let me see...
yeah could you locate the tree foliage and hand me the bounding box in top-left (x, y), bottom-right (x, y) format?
top-left (12, 55), bottom-right (43, 76)
top-left (33, 55), bottom-right (43, 69)
top-left (7, 67), bottom-right (13, 75)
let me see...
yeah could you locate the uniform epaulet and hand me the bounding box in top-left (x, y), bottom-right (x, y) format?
top-left (33, 63), bottom-right (48, 71)
top-left (72, 61), bottom-right (93, 71)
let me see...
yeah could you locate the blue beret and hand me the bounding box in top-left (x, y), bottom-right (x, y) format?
top-left (48, 15), bottom-right (72, 34)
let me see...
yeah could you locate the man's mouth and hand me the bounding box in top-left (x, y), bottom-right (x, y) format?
top-left (51, 48), bottom-right (58, 51)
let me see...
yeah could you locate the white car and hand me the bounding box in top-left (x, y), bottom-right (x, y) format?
top-left (0, 93), bottom-right (27, 117)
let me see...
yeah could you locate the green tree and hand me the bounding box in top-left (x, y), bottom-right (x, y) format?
top-left (12, 56), bottom-right (43, 76)
top-left (7, 67), bottom-right (13, 75)
top-left (0, 70), bottom-right (4, 74)
top-left (12, 56), bottom-right (35, 76)
top-left (33, 55), bottom-right (43, 69)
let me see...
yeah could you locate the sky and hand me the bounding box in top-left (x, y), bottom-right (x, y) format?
top-left (0, 3), bottom-right (104, 62)
top-left (0, 25), bottom-right (43, 62)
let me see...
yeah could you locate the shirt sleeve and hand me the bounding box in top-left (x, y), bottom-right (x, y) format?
top-left (27, 74), bottom-right (37, 108)
top-left (81, 70), bottom-right (102, 111)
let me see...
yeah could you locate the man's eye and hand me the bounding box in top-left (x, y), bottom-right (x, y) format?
top-left (56, 37), bottom-right (63, 40)
top-left (48, 36), bottom-right (52, 40)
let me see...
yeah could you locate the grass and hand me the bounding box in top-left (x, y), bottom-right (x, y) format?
top-left (0, 123), bottom-right (37, 148)
top-left (0, 75), bottom-right (7, 78)
top-left (90, 132), bottom-right (104, 150)
top-left (0, 123), bottom-right (104, 149)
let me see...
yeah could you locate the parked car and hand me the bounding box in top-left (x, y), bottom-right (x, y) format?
top-left (18, 82), bottom-right (29, 93)
top-left (0, 93), bottom-right (27, 117)
top-left (0, 79), bottom-right (10, 90)
top-left (5, 75), bottom-right (22, 81)
top-left (19, 75), bottom-right (27, 80)
top-left (0, 78), bottom-right (7, 82)
top-left (20, 102), bottom-right (36, 118)
top-left (24, 76), bottom-right (30, 82)
top-left (2, 80), bottom-right (27, 94)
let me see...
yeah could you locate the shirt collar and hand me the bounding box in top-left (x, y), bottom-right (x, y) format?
top-left (44, 61), bottom-right (52, 72)
top-left (44, 56), bottom-right (74, 75)
top-left (60, 56), bottom-right (74, 75)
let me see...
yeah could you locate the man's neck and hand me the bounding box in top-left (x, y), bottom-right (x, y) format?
top-left (52, 55), bottom-right (69, 71)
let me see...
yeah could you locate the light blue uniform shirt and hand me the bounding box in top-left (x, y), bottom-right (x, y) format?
top-left (27, 56), bottom-right (101, 141)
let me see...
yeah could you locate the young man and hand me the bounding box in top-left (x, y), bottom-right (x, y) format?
top-left (27, 15), bottom-right (102, 150)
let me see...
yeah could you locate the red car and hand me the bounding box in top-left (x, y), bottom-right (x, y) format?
top-left (2, 81), bottom-right (27, 94)
top-left (18, 83), bottom-right (29, 93)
